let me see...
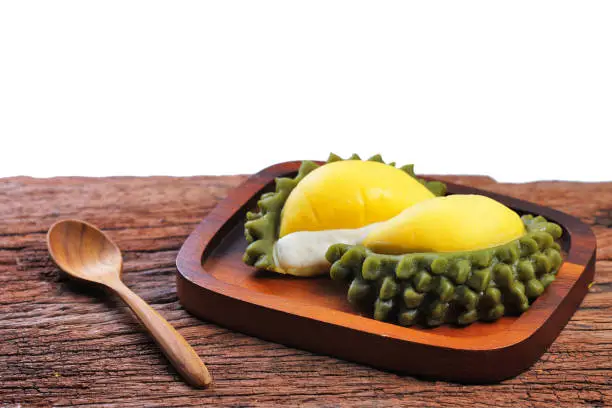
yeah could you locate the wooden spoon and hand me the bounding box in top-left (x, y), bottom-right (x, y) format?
top-left (47, 219), bottom-right (212, 388)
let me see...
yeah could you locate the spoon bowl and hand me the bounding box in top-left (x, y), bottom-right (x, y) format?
top-left (48, 220), bottom-right (123, 283)
top-left (47, 219), bottom-right (212, 388)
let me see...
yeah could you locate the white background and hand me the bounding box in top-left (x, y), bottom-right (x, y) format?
top-left (1, 1), bottom-right (610, 182)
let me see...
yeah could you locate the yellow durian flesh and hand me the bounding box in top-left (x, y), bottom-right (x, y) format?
top-left (363, 194), bottom-right (526, 254)
top-left (279, 160), bottom-right (435, 237)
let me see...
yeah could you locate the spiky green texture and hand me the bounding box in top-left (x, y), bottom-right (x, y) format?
top-left (326, 215), bottom-right (564, 327)
top-left (243, 154), bottom-right (447, 272)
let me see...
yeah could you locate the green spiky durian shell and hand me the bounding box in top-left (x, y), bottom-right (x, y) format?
top-left (243, 154), bottom-right (447, 272)
top-left (326, 215), bottom-right (564, 327)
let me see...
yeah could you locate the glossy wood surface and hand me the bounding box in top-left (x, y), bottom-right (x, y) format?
top-left (47, 219), bottom-right (212, 388)
top-left (176, 162), bottom-right (597, 383)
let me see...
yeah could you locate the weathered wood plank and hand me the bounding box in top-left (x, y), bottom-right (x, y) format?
top-left (1, 175), bottom-right (610, 407)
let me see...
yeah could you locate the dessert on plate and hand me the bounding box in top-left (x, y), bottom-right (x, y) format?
top-left (243, 154), bottom-right (563, 327)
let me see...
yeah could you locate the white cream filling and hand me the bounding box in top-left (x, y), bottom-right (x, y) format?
top-left (273, 222), bottom-right (382, 276)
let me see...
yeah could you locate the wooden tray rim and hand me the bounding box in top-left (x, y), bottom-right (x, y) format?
top-left (176, 161), bottom-right (597, 353)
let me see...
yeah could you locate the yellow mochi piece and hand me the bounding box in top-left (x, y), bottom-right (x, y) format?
top-left (279, 160), bottom-right (435, 237)
top-left (363, 194), bottom-right (525, 254)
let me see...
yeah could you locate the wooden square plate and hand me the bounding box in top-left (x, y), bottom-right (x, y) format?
top-left (176, 161), bottom-right (596, 383)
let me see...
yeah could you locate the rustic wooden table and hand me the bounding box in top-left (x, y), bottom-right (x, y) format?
top-left (1, 175), bottom-right (610, 407)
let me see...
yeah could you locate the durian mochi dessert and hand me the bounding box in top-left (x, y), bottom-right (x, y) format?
top-left (243, 154), bottom-right (564, 327)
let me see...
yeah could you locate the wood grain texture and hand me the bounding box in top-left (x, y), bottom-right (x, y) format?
top-left (1, 175), bottom-right (610, 407)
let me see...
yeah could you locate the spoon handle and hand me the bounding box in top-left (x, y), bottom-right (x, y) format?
top-left (108, 279), bottom-right (212, 388)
